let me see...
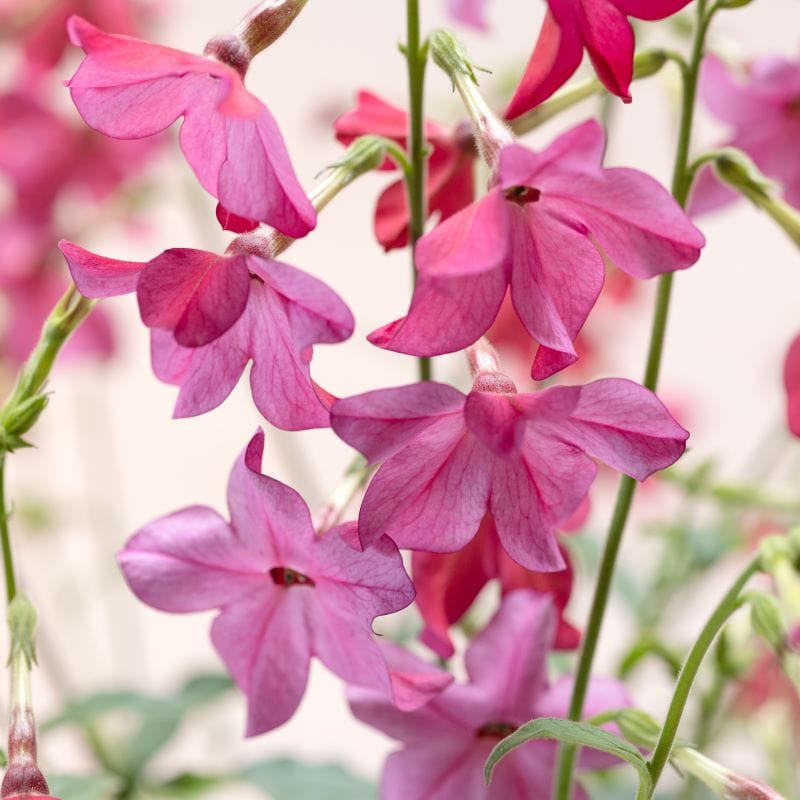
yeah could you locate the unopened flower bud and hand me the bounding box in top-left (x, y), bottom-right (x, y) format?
top-left (717, 0), bottom-right (755, 8)
top-left (615, 709), bottom-right (661, 749)
top-left (760, 535), bottom-right (800, 624)
top-left (2, 396), bottom-right (48, 443)
top-left (1, 597), bottom-right (49, 800)
top-left (747, 591), bottom-right (789, 653)
top-left (632, 49), bottom-right (669, 80)
top-left (673, 747), bottom-right (785, 799)
top-left (712, 150), bottom-right (800, 248)
top-left (430, 30), bottom-right (513, 169)
top-left (205, 0), bottom-right (309, 70)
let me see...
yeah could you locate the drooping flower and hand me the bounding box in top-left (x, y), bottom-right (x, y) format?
top-left (331, 370), bottom-right (687, 571)
top-left (785, 333), bottom-right (800, 438)
top-left (334, 91), bottom-right (475, 251)
top-left (505, 0), bottom-right (694, 119)
top-left (65, 15), bottom-right (315, 236)
top-left (118, 430), bottom-right (445, 736)
top-left (59, 238), bottom-right (354, 429)
top-left (690, 53), bottom-right (800, 216)
top-left (349, 590), bottom-right (630, 800)
top-left (413, 511), bottom-right (583, 659)
top-left (370, 121), bottom-right (704, 379)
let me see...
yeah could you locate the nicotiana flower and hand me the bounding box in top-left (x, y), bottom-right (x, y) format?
top-left (690, 53), bottom-right (800, 216)
top-left (785, 333), bottom-right (800, 438)
top-left (118, 430), bottom-right (445, 736)
top-left (65, 15), bottom-right (315, 236)
top-left (371, 121), bottom-right (704, 379)
top-left (413, 511), bottom-right (583, 659)
top-left (334, 91), bottom-right (475, 251)
top-left (349, 590), bottom-right (629, 800)
top-left (505, 0), bottom-right (694, 119)
top-left (331, 369), bottom-right (688, 571)
top-left (59, 237), bottom-right (354, 430)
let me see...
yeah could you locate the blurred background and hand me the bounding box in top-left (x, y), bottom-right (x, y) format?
top-left (1, 0), bottom-right (800, 798)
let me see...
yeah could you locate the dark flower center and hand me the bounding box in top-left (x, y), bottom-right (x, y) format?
top-left (476, 721), bottom-right (518, 739)
top-left (270, 567), bottom-right (315, 587)
top-left (788, 97), bottom-right (800, 118)
top-left (504, 185), bottom-right (541, 205)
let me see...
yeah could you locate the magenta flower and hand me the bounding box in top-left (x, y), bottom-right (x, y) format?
top-left (505, 0), bottom-right (693, 119)
top-left (413, 512), bottom-right (582, 659)
top-left (370, 121), bottom-right (704, 379)
top-left (335, 91), bottom-right (475, 251)
top-left (60, 239), bottom-right (353, 429)
top-left (65, 16), bottom-right (315, 237)
top-left (445, 0), bottom-right (491, 31)
top-left (349, 590), bottom-right (630, 800)
top-left (784, 333), bottom-right (800, 438)
top-left (118, 430), bottom-right (444, 736)
top-left (331, 370), bottom-right (688, 571)
top-left (690, 54), bottom-right (800, 216)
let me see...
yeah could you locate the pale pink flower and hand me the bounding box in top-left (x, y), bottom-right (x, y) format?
top-left (331, 371), bottom-right (687, 571)
top-left (445, 0), bottom-right (490, 30)
top-left (349, 590), bottom-right (629, 800)
top-left (118, 430), bottom-right (444, 736)
top-left (65, 16), bottom-right (315, 236)
top-left (690, 53), bottom-right (800, 216)
top-left (370, 121), bottom-right (704, 380)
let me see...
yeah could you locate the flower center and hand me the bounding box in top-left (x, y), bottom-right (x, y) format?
top-left (788, 96), bottom-right (800, 118)
top-left (476, 721), bottom-right (517, 739)
top-left (504, 185), bottom-right (541, 205)
top-left (269, 567), bottom-right (315, 587)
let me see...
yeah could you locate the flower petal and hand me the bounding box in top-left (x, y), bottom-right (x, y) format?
top-left (331, 382), bottom-right (465, 463)
top-left (59, 240), bottom-right (145, 297)
top-left (785, 334), bottom-right (800, 437)
top-left (118, 506), bottom-right (262, 612)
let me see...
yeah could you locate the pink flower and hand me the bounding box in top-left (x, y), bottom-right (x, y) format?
top-left (117, 430), bottom-right (443, 736)
top-left (59, 239), bottom-right (353, 429)
top-left (445, 0), bottom-right (490, 30)
top-left (413, 512), bottom-right (582, 659)
top-left (690, 54), bottom-right (800, 216)
top-left (331, 371), bottom-right (688, 571)
top-left (505, 0), bottom-right (693, 119)
top-left (334, 91), bottom-right (475, 251)
top-left (349, 590), bottom-right (630, 800)
top-left (370, 121), bottom-right (704, 379)
top-left (784, 333), bottom-right (800, 438)
top-left (65, 16), bottom-right (315, 237)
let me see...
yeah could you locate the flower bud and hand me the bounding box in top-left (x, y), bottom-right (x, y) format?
top-left (1, 597), bottom-right (49, 800)
top-left (235, 0), bottom-right (310, 58)
top-left (673, 748), bottom-right (786, 799)
top-left (748, 591), bottom-right (789, 653)
top-left (632, 49), bottom-right (669, 80)
top-left (615, 709), bottom-right (661, 749)
top-left (712, 150), bottom-right (800, 248)
top-left (717, 0), bottom-right (755, 7)
top-left (1, 395), bottom-right (48, 446)
top-left (760, 534), bottom-right (800, 624)
top-left (429, 29), bottom-right (514, 169)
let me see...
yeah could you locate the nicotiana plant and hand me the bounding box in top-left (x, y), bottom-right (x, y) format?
top-left (0, 0), bottom-right (798, 799)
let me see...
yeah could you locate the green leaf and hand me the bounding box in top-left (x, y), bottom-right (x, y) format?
top-left (484, 717), bottom-right (652, 800)
top-left (241, 758), bottom-right (377, 800)
top-left (47, 774), bottom-right (120, 800)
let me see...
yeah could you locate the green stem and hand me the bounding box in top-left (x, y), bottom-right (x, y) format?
top-left (0, 455), bottom-right (16, 605)
top-left (0, 284), bottom-right (94, 606)
top-left (647, 557), bottom-right (761, 792)
top-left (405, 0), bottom-right (431, 382)
top-left (553, 6), bottom-right (713, 799)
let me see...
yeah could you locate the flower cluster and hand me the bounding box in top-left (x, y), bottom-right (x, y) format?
top-left (2, 0), bottom-right (789, 797)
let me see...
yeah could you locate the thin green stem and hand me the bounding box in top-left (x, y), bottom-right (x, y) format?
top-left (0, 456), bottom-right (16, 604)
top-left (647, 558), bottom-right (761, 791)
top-left (405, 0), bottom-right (431, 382)
top-left (553, 5), bottom-right (713, 798)
top-left (0, 284), bottom-right (94, 608)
